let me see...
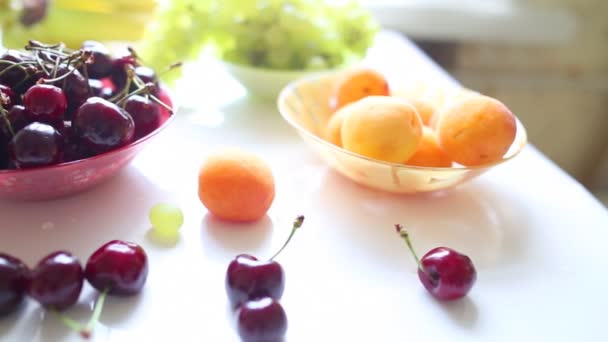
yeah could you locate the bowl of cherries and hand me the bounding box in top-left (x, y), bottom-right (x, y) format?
top-left (0, 40), bottom-right (176, 201)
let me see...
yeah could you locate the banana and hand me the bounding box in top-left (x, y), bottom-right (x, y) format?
top-left (1, 0), bottom-right (157, 49)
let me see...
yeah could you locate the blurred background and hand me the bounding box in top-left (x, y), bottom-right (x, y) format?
top-left (1, 0), bottom-right (606, 205)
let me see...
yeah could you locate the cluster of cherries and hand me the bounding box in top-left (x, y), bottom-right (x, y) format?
top-left (225, 215), bottom-right (305, 342)
top-left (0, 240), bottom-right (148, 338)
top-left (0, 39), bottom-right (173, 170)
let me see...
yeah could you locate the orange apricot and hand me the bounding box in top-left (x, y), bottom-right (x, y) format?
top-left (391, 92), bottom-right (438, 128)
top-left (325, 107), bottom-right (348, 147)
top-left (341, 96), bottom-right (423, 163)
top-left (438, 96), bottom-right (517, 166)
top-left (198, 148), bottom-right (275, 222)
top-left (410, 98), bottom-right (438, 128)
top-left (405, 127), bottom-right (452, 167)
top-left (330, 67), bottom-right (390, 111)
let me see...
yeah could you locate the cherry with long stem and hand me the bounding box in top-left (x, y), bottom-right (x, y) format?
top-left (395, 224), bottom-right (477, 301)
top-left (226, 215), bottom-right (305, 308)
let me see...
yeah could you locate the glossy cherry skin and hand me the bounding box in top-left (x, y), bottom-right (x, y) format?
top-left (55, 66), bottom-right (91, 119)
top-left (0, 50), bottom-right (29, 87)
top-left (23, 84), bottom-right (67, 125)
top-left (0, 253), bottom-right (29, 317)
top-left (417, 247), bottom-right (477, 301)
top-left (81, 40), bottom-right (113, 79)
top-left (124, 95), bottom-right (162, 140)
top-left (85, 240), bottom-right (148, 296)
top-left (0, 84), bottom-right (17, 109)
top-left (226, 254), bottom-right (285, 309)
top-left (0, 105), bottom-right (31, 140)
top-left (28, 251), bottom-right (84, 311)
top-left (8, 122), bottom-right (63, 168)
top-left (110, 55), bottom-right (138, 91)
top-left (237, 297), bottom-right (287, 342)
top-left (72, 97), bottom-right (135, 154)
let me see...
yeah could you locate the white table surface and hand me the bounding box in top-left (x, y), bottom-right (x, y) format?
top-left (1, 31), bottom-right (607, 342)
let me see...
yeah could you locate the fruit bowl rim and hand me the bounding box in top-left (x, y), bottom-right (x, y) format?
top-left (276, 72), bottom-right (529, 172)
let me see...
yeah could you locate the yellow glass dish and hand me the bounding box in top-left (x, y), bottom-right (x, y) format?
top-left (277, 72), bottom-right (528, 194)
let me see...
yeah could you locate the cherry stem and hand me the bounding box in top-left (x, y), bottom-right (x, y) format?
top-left (159, 62), bottom-right (183, 77)
top-left (81, 286), bottom-right (110, 338)
top-left (49, 286), bottom-right (110, 339)
top-left (51, 308), bottom-right (85, 334)
top-left (395, 224), bottom-right (424, 271)
top-left (0, 60), bottom-right (34, 78)
top-left (269, 215), bottom-right (305, 261)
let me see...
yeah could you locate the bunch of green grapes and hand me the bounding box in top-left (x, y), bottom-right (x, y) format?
top-left (209, 0), bottom-right (379, 70)
top-left (139, 0), bottom-right (378, 82)
top-left (138, 0), bottom-right (214, 84)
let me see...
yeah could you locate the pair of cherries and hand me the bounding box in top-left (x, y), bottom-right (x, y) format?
top-left (225, 215), bottom-right (304, 342)
top-left (0, 240), bottom-right (148, 338)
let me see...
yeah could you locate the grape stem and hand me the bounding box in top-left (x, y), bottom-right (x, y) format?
top-left (269, 215), bottom-right (305, 261)
top-left (395, 224), bottom-right (425, 272)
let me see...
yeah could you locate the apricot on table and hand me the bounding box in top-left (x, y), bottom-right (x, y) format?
top-left (330, 67), bottom-right (390, 112)
top-left (405, 127), bottom-right (452, 167)
top-left (341, 96), bottom-right (423, 163)
top-left (438, 96), bottom-right (517, 166)
top-left (198, 148), bottom-right (275, 222)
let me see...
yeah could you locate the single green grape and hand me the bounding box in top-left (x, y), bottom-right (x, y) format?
top-left (149, 203), bottom-right (184, 236)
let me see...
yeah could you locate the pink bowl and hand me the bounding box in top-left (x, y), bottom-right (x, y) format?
top-left (0, 89), bottom-right (176, 201)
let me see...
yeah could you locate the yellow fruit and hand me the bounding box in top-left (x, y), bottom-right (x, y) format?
top-left (405, 127), bottom-right (452, 167)
top-left (341, 96), bottom-right (423, 163)
top-left (391, 93), bottom-right (438, 128)
top-left (326, 109), bottom-right (348, 147)
top-left (438, 95), bottom-right (517, 166)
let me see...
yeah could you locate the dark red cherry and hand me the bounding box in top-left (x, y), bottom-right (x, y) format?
top-left (0, 50), bottom-right (30, 87)
top-left (0, 105), bottom-right (31, 139)
top-left (23, 84), bottom-right (67, 125)
top-left (0, 253), bottom-right (29, 317)
top-left (225, 216), bottom-right (304, 309)
top-left (0, 84), bottom-right (17, 109)
top-left (110, 55), bottom-right (138, 91)
top-left (81, 40), bottom-right (113, 79)
top-left (72, 97), bottom-right (135, 154)
top-left (396, 225), bottom-right (477, 301)
top-left (132, 66), bottom-right (158, 93)
top-left (237, 297), bottom-right (287, 342)
top-left (88, 79), bottom-right (104, 97)
top-left (226, 255), bottom-right (284, 309)
top-left (417, 247), bottom-right (477, 301)
top-left (85, 240), bottom-right (148, 296)
top-left (55, 66), bottom-right (91, 119)
top-left (12, 69), bottom-right (45, 96)
top-left (28, 251), bottom-right (84, 311)
top-left (124, 95), bottom-right (162, 139)
top-left (8, 122), bottom-right (63, 168)
top-left (89, 79), bottom-right (114, 99)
